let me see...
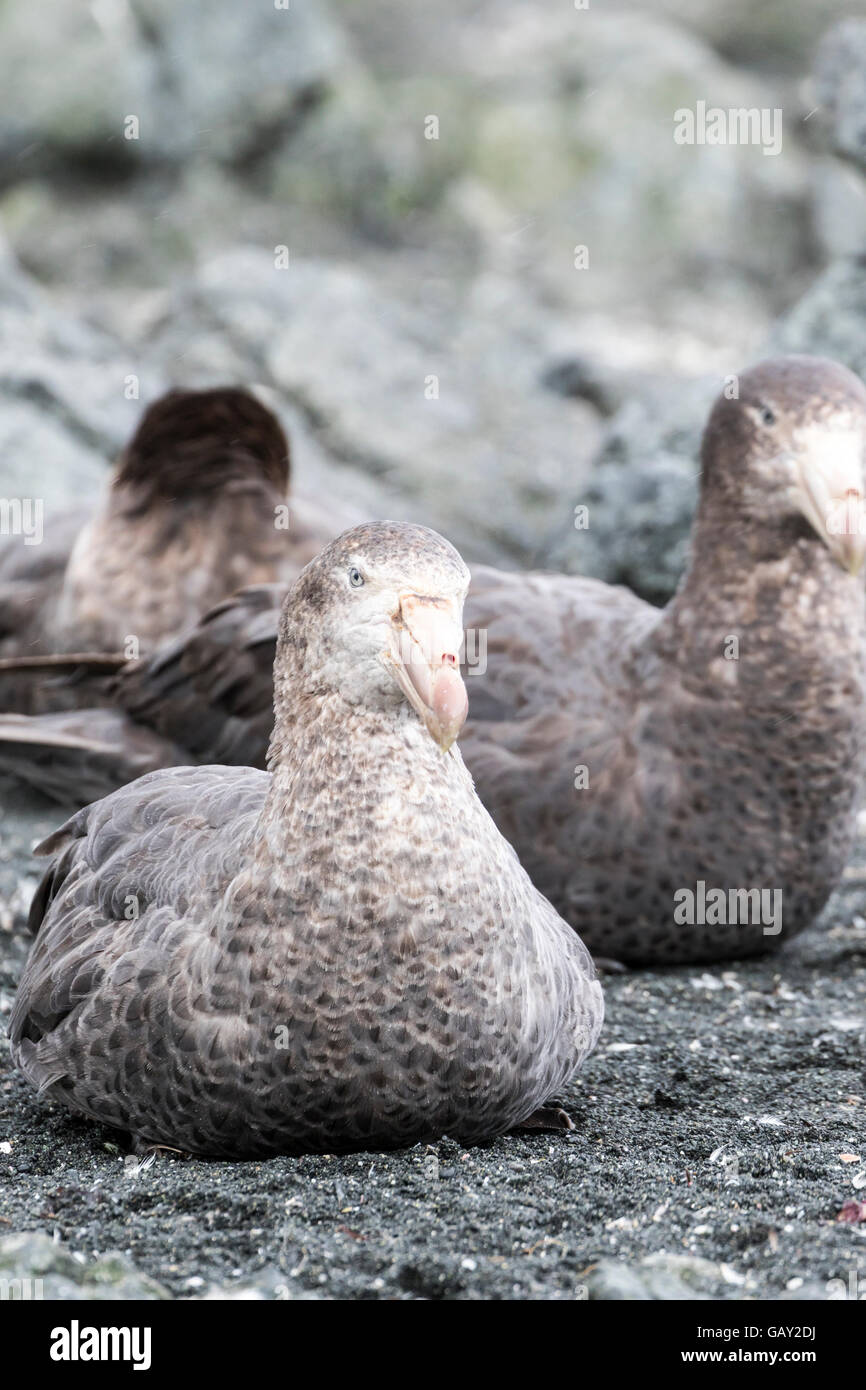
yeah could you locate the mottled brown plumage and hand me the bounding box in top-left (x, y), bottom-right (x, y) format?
top-left (0, 586), bottom-right (282, 801)
top-left (0, 388), bottom-right (325, 697)
top-left (9, 523), bottom-right (602, 1158)
top-left (461, 357), bottom-right (866, 963)
top-left (5, 359), bottom-right (864, 967)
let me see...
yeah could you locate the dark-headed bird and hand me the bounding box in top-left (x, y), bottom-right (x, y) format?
top-left (9, 523), bottom-right (603, 1158)
top-left (0, 387), bottom-right (328, 711)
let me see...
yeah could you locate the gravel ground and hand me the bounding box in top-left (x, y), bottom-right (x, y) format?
top-left (1, 779), bottom-right (864, 1302)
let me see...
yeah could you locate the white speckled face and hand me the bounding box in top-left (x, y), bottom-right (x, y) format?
top-left (294, 523), bottom-right (471, 748)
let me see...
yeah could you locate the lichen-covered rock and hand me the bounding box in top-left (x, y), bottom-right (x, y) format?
top-left (538, 376), bottom-right (715, 604)
top-left (129, 0), bottom-right (346, 164)
top-left (337, 4), bottom-right (812, 316)
top-left (654, 0), bottom-right (858, 73)
top-left (0, 3), bottom-right (155, 166)
top-left (0, 1231), bottom-right (170, 1300)
top-left (0, 246), bottom-right (140, 510)
top-left (770, 257), bottom-right (866, 381)
top-left (140, 248), bottom-right (601, 567)
top-left (586, 1257), bottom-right (700, 1300)
top-left (815, 20), bottom-right (866, 176)
top-left (0, 0), bottom-right (345, 168)
top-left (467, 10), bottom-right (809, 306)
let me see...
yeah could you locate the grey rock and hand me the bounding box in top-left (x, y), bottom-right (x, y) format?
top-left (586, 1258), bottom-right (661, 1300)
top-left (815, 21), bottom-right (866, 176)
top-left (129, 0), bottom-right (346, 164)
top-left (0, 3), bottom-right (155, 166)
top-left (539, 376), bottom-right (715, 604)
top-left (0, 251), bottom-right (144, 514)
top-left (0, 774), bottom-right (63, 937)
top-left (199, 1268), bottom-right (322, 1301)
top-left (141, 248), bottom-right (601, 567)
top-left (541, 356), bottom-right (624, 418)
top-left (0, 1231), bottom-right (170, 1301)
top-left (0, 0), bottom-right (344, 168)
top-left (587, 1253), bottom-right (747, 1300)
top-left (652, 0), bottom-right (858, 74)
top-left (770, 256), bottom-right (866, 381)
top-left (344, 5), bottom-right (811, 315)
top-left (589, 1256), bottom-right (711, 1295)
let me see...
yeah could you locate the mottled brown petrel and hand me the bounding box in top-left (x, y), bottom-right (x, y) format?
top-left (462, 356), bottom-right (866, 963)
top-left (0, 386), bottom-right (327, 709)
top-left (9, 523), bottom-right (603, 1159)
top-left (3, 358), bottom-right (865, 966)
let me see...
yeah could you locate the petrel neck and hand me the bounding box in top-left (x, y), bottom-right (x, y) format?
top-left (253, 679), bottom-right (470, 911)
top-left (111, 470), bottom-right (283, 522)
top-left (657, 499), bottom-right (866, 700)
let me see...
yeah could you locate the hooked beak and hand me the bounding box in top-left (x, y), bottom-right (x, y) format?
top-left (384, 592), bottom-right (468, 751)
top-left (787, 424), bottom-right (866, 575)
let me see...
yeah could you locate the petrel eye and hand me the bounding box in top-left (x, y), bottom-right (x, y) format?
top-left (348, 566), bottom-right (365, 588)
top-left (760, 405), bottom-right (776, 427)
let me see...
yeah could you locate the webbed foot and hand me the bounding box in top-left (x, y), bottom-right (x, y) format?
top-left (592, 956), bottom-right (628, 974)
top-left (512, 1105), bottom-right (575, 1134)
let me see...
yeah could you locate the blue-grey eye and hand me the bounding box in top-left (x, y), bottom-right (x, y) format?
top-left (760, 405), bottom-right (776, 427)
top-left (348, 566), bottom-right (364, 588)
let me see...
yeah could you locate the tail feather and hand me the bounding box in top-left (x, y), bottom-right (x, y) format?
top-left (0, 709), bottom-right (180, 805)
top-left (0, 650), bottom-right (125, 716)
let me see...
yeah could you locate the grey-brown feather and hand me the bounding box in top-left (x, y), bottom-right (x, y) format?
top-left (10, 362), bottom-right (862, 968)
top-left (10, 523), bottom-right (602, 1158)
top-left (0, 388), bottom-right (326, 697)
top-left (461, 358), bottom-right (866, 963)
top-left (0, 587), bottom-right (282, 802)
top-left (8, 363), bottom-right (866, 969)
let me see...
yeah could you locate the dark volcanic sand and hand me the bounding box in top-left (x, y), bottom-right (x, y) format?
top-left (1, 779), bottom-right (864, 1302)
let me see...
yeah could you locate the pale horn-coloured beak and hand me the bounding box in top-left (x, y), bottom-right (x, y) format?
top-left (787, 423), bottom-right (866, 575)
top-left (384, 592), bottom-right (468, 751)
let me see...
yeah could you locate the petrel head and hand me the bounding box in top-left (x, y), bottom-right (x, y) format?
top-left (280, 521), bottom-right (471, 752)
top-left (113, 387), bottom-right (291, 507)
top-left (701, 355), bottom-right (866, 575)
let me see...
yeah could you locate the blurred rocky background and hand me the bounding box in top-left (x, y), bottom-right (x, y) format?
top-left (3, 3), bottom-right (866, 1305)
top-left (1, 0), bottom-right (866, 598)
